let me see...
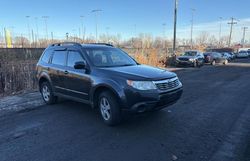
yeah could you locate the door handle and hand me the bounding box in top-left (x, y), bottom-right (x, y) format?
top-left (64, 70), bottom-right (69, 74)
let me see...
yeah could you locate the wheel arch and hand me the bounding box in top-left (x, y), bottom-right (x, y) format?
top-left (38, 73), bottom-right (53, 92)
top-left (91, 84), bottom-right (122, 109)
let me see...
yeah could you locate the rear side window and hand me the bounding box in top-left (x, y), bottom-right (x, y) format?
top-left (41, 50), bottom-right (52, 63)
top-left (52, 51), bottom-right (67, 66)
top-left (67, 51), bottom-right (85, 68)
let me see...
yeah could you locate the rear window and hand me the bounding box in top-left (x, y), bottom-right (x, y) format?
top-left (41, 50), bottom-right (52, 63)
top-left (52, 51), bottom-right (67, 66)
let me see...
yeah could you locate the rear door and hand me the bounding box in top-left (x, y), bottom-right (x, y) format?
top-left (63, 50), bottom-right (91, 101)
top-left (50, 49), bottom-right (67, 93)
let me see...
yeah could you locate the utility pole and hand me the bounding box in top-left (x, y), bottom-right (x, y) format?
top-left (227, 17), bottom-right (237, 47)
top-left (91, 9), bottom-right (102, 43)
top-left (173, 0), bottom-right (178, 55)
top-left (219, 17), bottom-right (223, 46)
top-left (190, 8), bottom-right (195, 49)
top-left (42, 16), bottom-right (49, 41)
top-left (242, 27), bottom-right (248, 47)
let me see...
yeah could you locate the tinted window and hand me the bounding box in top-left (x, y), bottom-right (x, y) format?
top-left (52, 51), bottom-right (67, 66)
top-left (67, 51), bottom-right (85, 68)
top-left (41, 50), bottom-right (52, 63)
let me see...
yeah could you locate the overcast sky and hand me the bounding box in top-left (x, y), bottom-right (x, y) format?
top-left (0, 0), bottom-right (249, 42)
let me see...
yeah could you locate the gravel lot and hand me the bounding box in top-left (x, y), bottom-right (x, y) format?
top-left (0, 59), bottom-right (250, 161)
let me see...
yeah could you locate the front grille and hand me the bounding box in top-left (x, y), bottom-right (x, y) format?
top-left (154, 78), bottom-right (180, 91)
top-left (178, 58), bottom-right (189, 61)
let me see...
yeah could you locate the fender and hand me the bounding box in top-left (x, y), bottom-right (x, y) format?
top-left (90, 79), bottom-right (126, 108)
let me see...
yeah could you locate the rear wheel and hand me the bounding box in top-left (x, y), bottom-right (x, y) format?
top-left (98, 91), bottom-right (121, 126)
top-left (40, 81), bottom-right (57, 105)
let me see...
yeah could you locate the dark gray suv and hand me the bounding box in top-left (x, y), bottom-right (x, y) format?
top-left (36, 42), bottom-right (183, 125)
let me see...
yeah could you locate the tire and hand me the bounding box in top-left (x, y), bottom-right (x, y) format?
top-left (193, 61), bottom-right (197, 67)
top-left (40, 81), bottom-right (57, 105)
top-left (211, 60), bottom-right (216, 66)
top-left (224, 59), bottom-right (228, 65)
top-left (98, 91), bottom-right (121, 126)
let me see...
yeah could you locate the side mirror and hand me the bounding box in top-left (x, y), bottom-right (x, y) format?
top-left (74, 61), bottom-right (86, 69)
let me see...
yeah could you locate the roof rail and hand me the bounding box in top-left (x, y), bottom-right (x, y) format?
top-left (50, 42), bottom-right (82, 47)
top-left (86, 43), bottom-right (114, 47)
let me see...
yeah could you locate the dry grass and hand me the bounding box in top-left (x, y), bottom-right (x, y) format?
top-left (133, 48), bottom-right (166, 67)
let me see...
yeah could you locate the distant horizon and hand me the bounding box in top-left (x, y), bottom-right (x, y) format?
top-left (0, 0), bottom-right (249, 43)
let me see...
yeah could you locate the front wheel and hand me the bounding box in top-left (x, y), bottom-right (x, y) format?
top-left (224, 59), bottom-right (228, 65)
top-left (193, 61), bottom-right (197, 67)
top-left (40, 81), bottom-right (57, 105)
top-left (211, 60), bottom-right (216, 66)
top-left (98, 91), bottom-right (121, 126)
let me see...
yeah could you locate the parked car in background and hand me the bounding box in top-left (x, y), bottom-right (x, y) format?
top-left (36, 42), bottom-right (183, 125)
top-left (176, 50), bottom-right (204, 67)
top-left (236, 50), bottom-right (249, 58)
top-left (228, 52), bottom-right (236, 59)
top-left (247, 50), bottom-right (250, 57)
top-left (222, 52), bottom-right (233, 61)
top-left (203, 52), bottom-right (228, 65)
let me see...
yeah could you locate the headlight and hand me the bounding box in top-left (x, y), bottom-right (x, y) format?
top-left (127, 80), bottom-right (157, 90)
top-left (189, 58), bottom-right (195, 62)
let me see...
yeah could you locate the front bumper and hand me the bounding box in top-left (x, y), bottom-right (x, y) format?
top-left (122, 87), bottom-right (183, 113)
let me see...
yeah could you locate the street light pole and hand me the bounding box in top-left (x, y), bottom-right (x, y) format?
top-left (219, 17), bottom-right (223, 46)
top-left (25, 16), bottom-right (31, 44)
top-left (190, 8), bottom-right (195, 49)
top-left (34, 17), bottom-right (39, 43)
top-left (162, 23), bottom-right (166, 49)
top-left (42, 16), bottom-right (49, 41)
top-left (173, 0), bottom-right (178, 56)
top-left (80, 16), bottom-right (85, 42)
top-left (92, 9), bottom-right (102, 43)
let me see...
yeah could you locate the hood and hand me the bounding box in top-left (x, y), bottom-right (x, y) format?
top-left (97, 65), bottom-right (176, 81)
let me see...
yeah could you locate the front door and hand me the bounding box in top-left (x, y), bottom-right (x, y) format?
top-left (63, 50), bottom-right (91, 101)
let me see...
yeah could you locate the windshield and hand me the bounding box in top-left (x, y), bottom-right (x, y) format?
top-left (184, 51), bottom-right (197, 56)
top-left (84, 47), bottom-right (137, 67)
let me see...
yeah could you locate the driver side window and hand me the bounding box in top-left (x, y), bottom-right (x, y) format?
top-left (67, 51), bottom-right (85, 68)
